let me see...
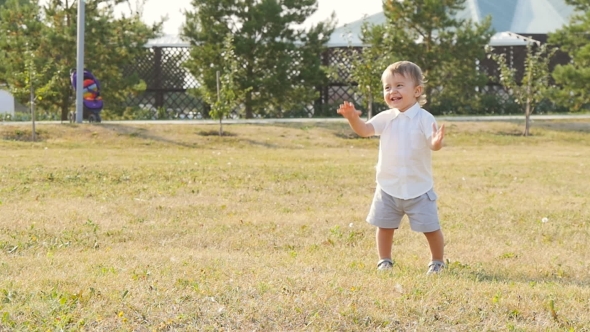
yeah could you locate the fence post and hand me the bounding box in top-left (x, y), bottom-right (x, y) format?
top-left (154, 47), bottom-right (163, 108)
top-left (322, 49), bottom-right (330, 113)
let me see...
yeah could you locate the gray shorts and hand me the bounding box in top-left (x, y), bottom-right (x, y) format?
top-left (366, 187), bottom-right (440, 233)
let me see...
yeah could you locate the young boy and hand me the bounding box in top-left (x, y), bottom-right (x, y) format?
top-left (337, 61), bottom-right (446, 275)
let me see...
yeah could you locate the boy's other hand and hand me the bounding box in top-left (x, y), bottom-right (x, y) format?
top-left (337, 101), bottom-right (361, 119)
top-left (431, 123), bottom-right (445, 151)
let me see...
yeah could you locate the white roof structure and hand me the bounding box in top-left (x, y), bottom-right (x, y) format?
top-left (327, 0), bottom-right (576, 48)
top-left (146, 32), bottom-right (536, 49)
top-left (327, 26), bottom-right (535, 48)
top-left (489, 31), bottom-right (541, 47)
top-left (146, 0), bottom-right (575, 49)
top-left (145, 34), bottom-right (190, 48)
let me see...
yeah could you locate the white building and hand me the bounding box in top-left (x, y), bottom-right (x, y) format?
top-left (328, 0), bottom-right (576, 48)
top-left (0, 88), bottom-right (15, 117)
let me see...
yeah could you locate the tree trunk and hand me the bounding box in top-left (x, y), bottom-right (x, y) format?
top-left (367, 90), bottom-right (373, 120)
top-left (216, 70), bottom-right (223, 136)
top-left (524, 102), bottom-right (531, 137)
top-left (244, 64), bottom-right (253, 119)
top-left (65, 0), bottom-right (70, 27)
top-left (524, 66), bottom-right (532, 136)
top-left (30, 83), bottom-right (36, 141)
top-left (61, 98), bottom-right (70, 121)
top-left (245, 91), bottom-right (253, 119)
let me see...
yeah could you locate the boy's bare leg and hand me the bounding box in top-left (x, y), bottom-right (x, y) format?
top-left (423, 229), bottom-right (445, 262)
top-left (376, 227), bottom-right (395, 260)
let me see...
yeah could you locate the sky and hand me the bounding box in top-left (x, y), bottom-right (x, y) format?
top-left (137, 0), bottom-right (384, 35)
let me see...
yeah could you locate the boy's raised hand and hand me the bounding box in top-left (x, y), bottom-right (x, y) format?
top-left (337, 101), bottom-right (361, 119)
top-left (430, 123), bottom-right (445, 151)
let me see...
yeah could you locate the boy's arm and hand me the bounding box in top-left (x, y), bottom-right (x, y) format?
top-left (337, 101), bottom-right (375, 137)
top-left (429, 123), bottom-right (445, 151)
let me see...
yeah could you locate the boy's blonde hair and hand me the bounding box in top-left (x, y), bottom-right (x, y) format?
top-left (382, 61), bottom-right (427, 106)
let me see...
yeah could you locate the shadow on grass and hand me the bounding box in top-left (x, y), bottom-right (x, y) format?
top-left (99, 123), bottom-right (285, 149)
top-left (195, 127), bottom-right (282, 148)
top-left (2, 128), bottom-right (44, 142)
top-left (99, 123), bottom-right (198, 148)
top-left (458, 269), bottom-right (590, 287)
top-left (495, 130), bottom-right (528, 137)
top-left (263, 121), bottom-right (367, 140)
top-left (493, 121), bottom-right (590, 137)
top-left (535, 122), bottom-right (590, 133)
top-left (239, 138), bottom-right (282, 149)
top-left (259, 121), bottom-right (342, 130)
top-left (333, 131), bottom-right (367, 139)
top-left (197, 130), bottom-right (237, 137)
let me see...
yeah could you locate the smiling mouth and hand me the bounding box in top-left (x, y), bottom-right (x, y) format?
top-left (390, 97), bottom-right (402, 102)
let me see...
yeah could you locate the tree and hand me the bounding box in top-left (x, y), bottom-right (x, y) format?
top-left (488, 42), bottom-right (557, 136)
top-left (364, 0), bottom-right (493, 115)
top-left (0, 0), bottom-right (28, 7)
top-left (182, 0), bottom-right (335, 118)
top-left (0, 0), bottom-right (49, 119)
top-left (10, 42), bottom-right (58, 138)
top-left (0, 0), bottom-right (162, 120)
top-left (10, 43), bottom-right (58, 108)
top-left (193, 34), bottom-right (250, 135)
top-left (548, 0), bottom-right (590, 112)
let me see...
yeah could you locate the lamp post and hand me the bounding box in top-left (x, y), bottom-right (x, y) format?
top-left (22, 25), bottom-right (36, 141)
top-left (24, 41), bottom-right (36, 141)
top-left (30, 46), bottom-right (35, 141)
top-left (75, 0), bottom-right (85, 123)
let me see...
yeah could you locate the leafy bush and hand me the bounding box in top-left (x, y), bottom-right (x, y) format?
top-left (476, 93), bottom-right (522, 115)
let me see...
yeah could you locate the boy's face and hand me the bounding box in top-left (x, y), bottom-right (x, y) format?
top-left (382, 73), bottom-right (422, 112)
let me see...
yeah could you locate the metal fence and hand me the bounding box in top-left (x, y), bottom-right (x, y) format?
top-left (127, 33), bottom-right (569, 118)
top-left (124, 46), bottom-right (206, 119)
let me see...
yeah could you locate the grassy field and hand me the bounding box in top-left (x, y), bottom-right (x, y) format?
top-left (0, 119), bottom-right (589, 331)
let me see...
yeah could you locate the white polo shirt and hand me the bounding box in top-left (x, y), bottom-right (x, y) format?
top-left (367, 102), bottom-right (437, 200)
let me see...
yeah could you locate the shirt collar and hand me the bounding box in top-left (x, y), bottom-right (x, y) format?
top-left (399, 102), bottom-right (421, 118)
top-left (387, 102), bottom-right (420, 119)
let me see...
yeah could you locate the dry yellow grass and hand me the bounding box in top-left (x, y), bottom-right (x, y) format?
top-left (0, 120), bottom-right (589, 331)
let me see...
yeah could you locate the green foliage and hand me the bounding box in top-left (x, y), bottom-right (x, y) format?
top-left (190, 34), bottom-right (251, 135)
top-left (488, 42), bottom-right (557, 134)
top-left (0, 0), bottom-right (162, 120)
top-left (364, 0), bottom-right (493, 115)
top-left (0, 0), bottom-right (29, 7)
top-left (182, 0), bottom-right (335, 118)
top-left (476, 93), bottom-right (521, 115)
top-left (548, 0), bottom-right (590, 112)
top-left (8, 43), bottom-right (58, 108)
